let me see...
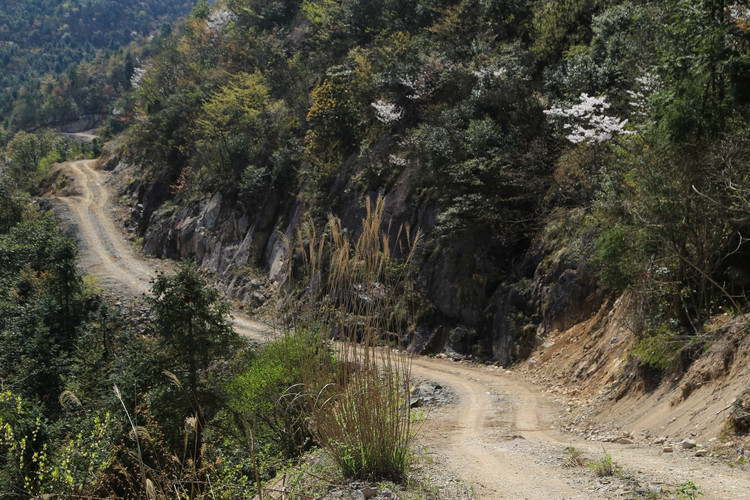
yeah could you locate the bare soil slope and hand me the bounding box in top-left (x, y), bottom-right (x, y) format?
top-left (519, 292), bottom-right (750, 445)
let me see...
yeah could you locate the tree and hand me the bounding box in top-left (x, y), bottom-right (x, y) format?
top-left (147, 261), bottom-right (237, 397)
top-left (658, 0), bottom-right (750, 141)
top-left (193, 71), bottom-right (274, 191)
top-left (0, 173), bottom-right (26, 233)
top-left (146, 261), bottom-right (239, 472)
top-left (5, 131), bottom-right (55, 191)
top-left (0, 216), bottom-right (84, 407)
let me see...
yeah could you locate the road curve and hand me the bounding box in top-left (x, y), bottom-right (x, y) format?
top-left (54, 159), bottom-right (273, 342)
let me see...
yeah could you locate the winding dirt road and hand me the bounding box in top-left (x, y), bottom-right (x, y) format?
top-left (55, 159), bottom-right (750, 499)
top-left (55, 159), bottom-right (271, 340)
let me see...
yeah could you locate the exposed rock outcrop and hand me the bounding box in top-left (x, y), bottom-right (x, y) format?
top-left (122, 156), bottom-right (603, 365)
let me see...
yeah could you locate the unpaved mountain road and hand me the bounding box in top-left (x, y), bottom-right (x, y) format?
top-left (409, 358), bottom-right (750, 499)
top-left (54, 159), bottom-right (750, 499)
top-left (54, 159), bottom-right (271, 341)
top-left (56, 159), bottom-right (160, 295)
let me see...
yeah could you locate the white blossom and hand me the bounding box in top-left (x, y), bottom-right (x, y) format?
top-left (398, 57), bottom-right (448, 100)
top-left (471, 66), bottom-right (506, 79)
top-left (130, 67), bottom-right (147, 89)
top-left (399, 74), bottom-right (430, 100)
top-left (729, 4), bottom-right (750, 23)
top-left (471, 65), bottom-right (507, 97)
top-left (544, 93), bottom-right (632, 144)
top-left (389, 154), bottom-right (407, 166)
top-left (371, 100), bottom-right (403, 123)
top-left (207, 9), bottom-right (235, 33)
top-left (626, 72), bottom-right (660, 116)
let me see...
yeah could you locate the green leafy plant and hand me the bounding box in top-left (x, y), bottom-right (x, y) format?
top-left (674, 480), bottom-right (703, 500)
top-left (587, 451), bottom-right (616, 477)
top-left (226, 333), bottom-right (331, 461)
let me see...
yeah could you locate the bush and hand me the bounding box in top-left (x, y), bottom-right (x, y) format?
top-left (226, 333), bottom-right (332, 461)
top-left (630, 324), bottom-right (698, 372)
top-left (589, 225), bottom-right (640, 290)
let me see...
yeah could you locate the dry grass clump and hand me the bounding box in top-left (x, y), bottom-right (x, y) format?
top-left (562, 446), bottom-right (586, 468)
top-left (291, 196), bottom-right (420, 482)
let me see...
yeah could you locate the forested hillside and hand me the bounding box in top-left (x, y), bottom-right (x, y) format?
top-left (0, 0), bottom-right (199, 142)
top-left (4, 0), bottom-right (750, 497)
top-left (126, 0), bottom-right (750, 368)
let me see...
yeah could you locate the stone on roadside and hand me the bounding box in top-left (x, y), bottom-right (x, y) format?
top-left (663, 445), bottom-right (674, 453)
top-left (360, 487), bottom-right (378, 499)
top-left (681, 438), bottom-right (697, 449)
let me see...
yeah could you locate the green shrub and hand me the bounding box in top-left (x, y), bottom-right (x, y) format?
top-left (226, 333), bottom-right (332, 461)
top-left (589, 225), bottom-right (640, 290)
top-left (587, 452), bottom-right (616, 477)
top-left (630, 324), bottom-right (690, 371)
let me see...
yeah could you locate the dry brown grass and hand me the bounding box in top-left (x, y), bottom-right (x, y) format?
top-left (290, 195), bottom-right (421, 482)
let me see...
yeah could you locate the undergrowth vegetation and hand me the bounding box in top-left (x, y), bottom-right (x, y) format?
top-left (0, 159), bottom-right (419, 496)
top-left (293, 197), bottom-right (420, 482)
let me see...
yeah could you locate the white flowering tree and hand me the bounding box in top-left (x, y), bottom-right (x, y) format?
top-left (544, 93), bottom-right (631, 144)
top-left (371, 99), bottom-right (403, 124)
top-left (130, 67), bottom-right (147, 89)
top-left (206, 9), bottom-right (235, 34)
top-left (471, 65), bottom-right (507, 98)
top-left (626, 73), bottom-right (660, 117)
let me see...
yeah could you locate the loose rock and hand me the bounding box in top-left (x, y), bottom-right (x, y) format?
top-left (681, 438), bottom-right (697, 450)
top-left (360, 487), bottom-right (378, 499)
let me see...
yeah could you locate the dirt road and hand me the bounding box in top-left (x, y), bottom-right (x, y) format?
top-left (409, 356), bottom-right (750, 499)
top-left (54, 159), bottom-right (750, 499)
top-left (55, 159), bottom-right (271, 341)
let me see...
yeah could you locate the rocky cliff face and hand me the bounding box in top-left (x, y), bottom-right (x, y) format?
top-left (123, 157), bottom-right (603, 366)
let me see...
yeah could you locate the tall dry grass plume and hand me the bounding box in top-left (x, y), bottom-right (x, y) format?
top-left (288, 195), bottom-right (421, 482)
